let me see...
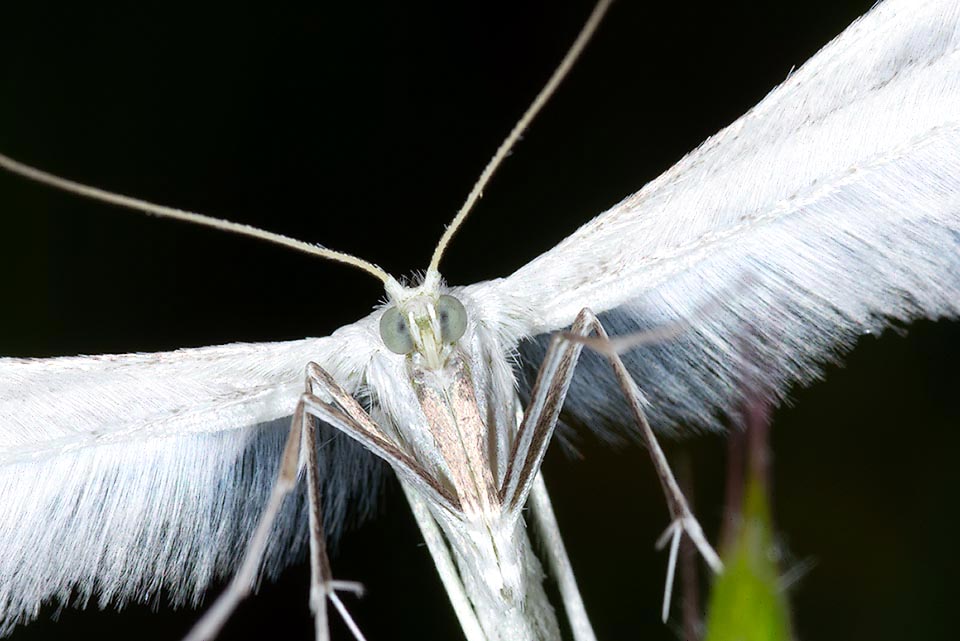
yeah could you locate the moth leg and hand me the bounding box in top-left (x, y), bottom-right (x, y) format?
top-left (299, 369), bottom-right (485, 638)
top-left (565, 310), bottom-right (723, 623)
top-left (502, 309), bottom-right (721, 627)
top-left (301, 385), bottom-right (366, 641)
top-left (528, 473), bottom-right (598, 641)
top-left (498, 312), bottom-right (596, 641)
top-left (500, 312), bottom-right (591, 510)
top-left (401, 483), bottom-right (487, 641)
top-left (183, 364), bottom-right (367, 641)
top-left (182, 401), bottom-right (309, 641)
top-left (302, 363), bottom-right (460, 515)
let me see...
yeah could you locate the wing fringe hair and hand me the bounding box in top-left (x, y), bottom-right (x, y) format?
top-left (510, 0), bottom-right (960, 440)
top-left (0, 422), bottom-right (381, 634)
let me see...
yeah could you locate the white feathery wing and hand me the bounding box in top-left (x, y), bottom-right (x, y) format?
top-left (0, 327), bottom-right (386, 631)
top-left (2, 0), bottom-right (960, 636)
top-left (477, 0), bottom-right (960, 438)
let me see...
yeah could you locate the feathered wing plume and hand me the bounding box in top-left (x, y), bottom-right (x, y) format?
top-left (473, 0), bottom-right (960, 437)
top-left (0, 329), bottom-right (384, 634)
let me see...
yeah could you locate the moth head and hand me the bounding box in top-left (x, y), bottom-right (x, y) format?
top-left (380, 274), bottom-right (467, 369)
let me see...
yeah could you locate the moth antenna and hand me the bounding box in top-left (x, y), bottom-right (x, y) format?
top-left (428, 0), bottom-right (613, 276)
top-left (0, 151), bottom-right (392, 284)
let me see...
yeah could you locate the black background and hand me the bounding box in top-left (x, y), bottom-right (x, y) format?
top-left (1, 1), bottom-right (958, 640)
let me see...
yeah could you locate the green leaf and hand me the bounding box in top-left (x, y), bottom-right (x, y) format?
top-left (703, 478), bottom-right (792, 641)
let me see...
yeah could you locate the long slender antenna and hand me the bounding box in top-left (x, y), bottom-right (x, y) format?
top-left (0, 152), bottom-right (392, 284)
top-left (428, 0), bottom-right (613, 275)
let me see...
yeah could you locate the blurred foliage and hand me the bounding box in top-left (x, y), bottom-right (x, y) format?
top-left (703, 477), bottom-right (792, 641)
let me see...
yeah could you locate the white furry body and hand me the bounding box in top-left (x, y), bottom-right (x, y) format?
top-left (1, 0), bottom-right (960, 637)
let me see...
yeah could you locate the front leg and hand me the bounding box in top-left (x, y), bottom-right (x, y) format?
top-left (182, 363), bottom-right (366, 641)
top-left (503, 309), bottom-right (722, 626)
top-left (568, 310), bottom-right (723, 622)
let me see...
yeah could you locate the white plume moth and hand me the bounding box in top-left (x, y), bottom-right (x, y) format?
top-left (2, 1), bottom-right (959, 641)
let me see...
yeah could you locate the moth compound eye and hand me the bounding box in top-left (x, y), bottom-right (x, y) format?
top-left (379, 307), bottom-right (415, 354)
top-left (436, 295), bottom-right (467, 343)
